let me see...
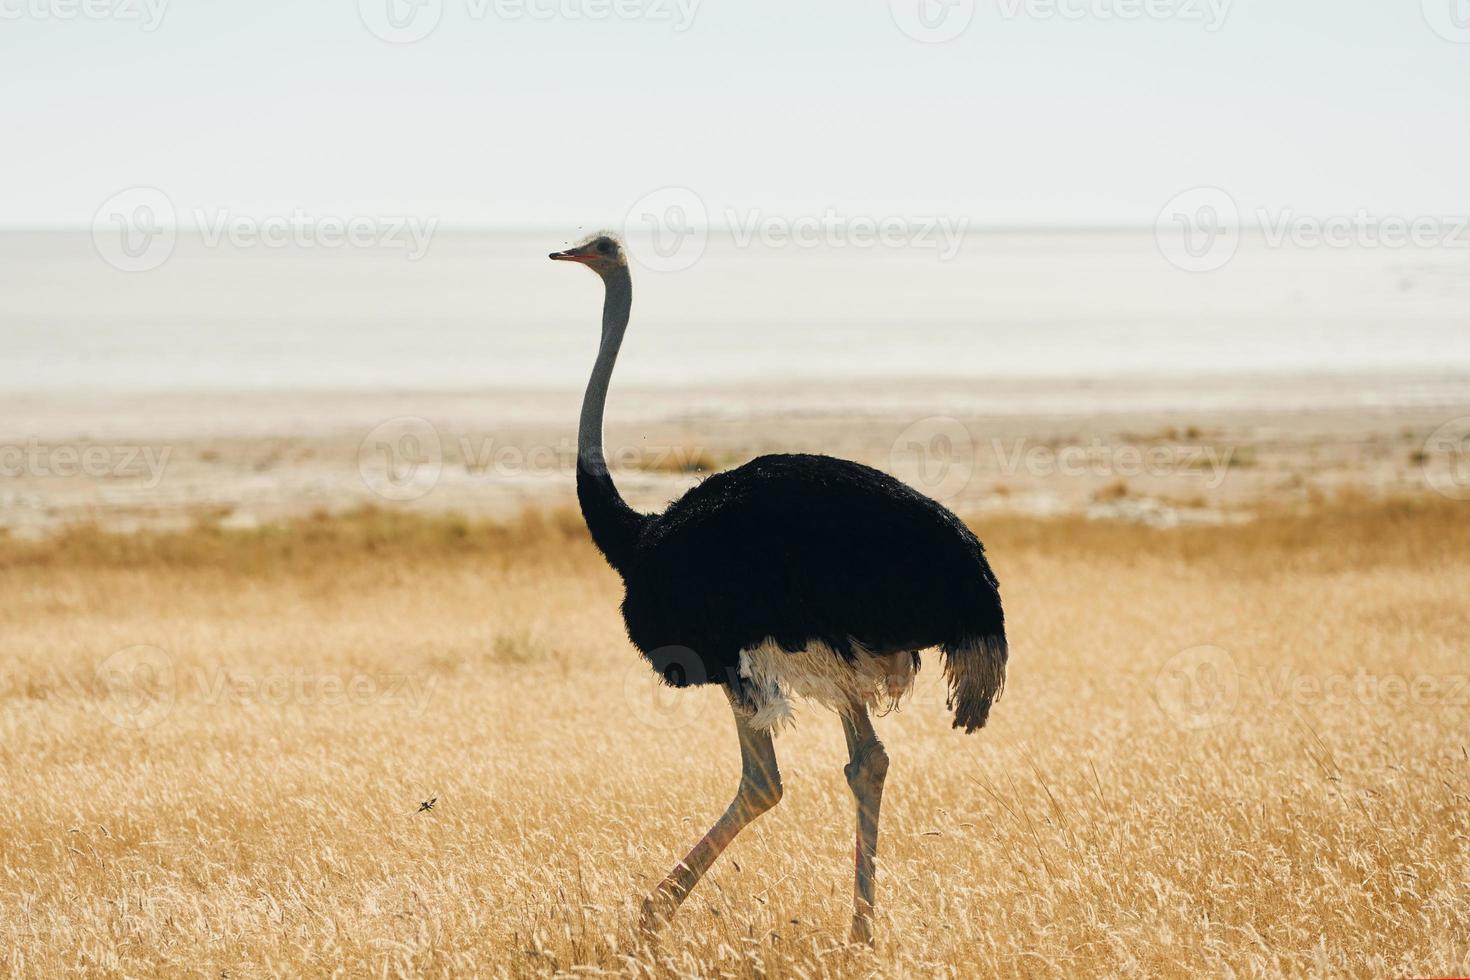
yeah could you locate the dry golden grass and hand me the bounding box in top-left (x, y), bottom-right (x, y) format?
top-left (1, 497), bottom-right (1468, 977)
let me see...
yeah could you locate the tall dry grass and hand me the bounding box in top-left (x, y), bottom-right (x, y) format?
top-left (1, 497), bottom-right (1467, 977)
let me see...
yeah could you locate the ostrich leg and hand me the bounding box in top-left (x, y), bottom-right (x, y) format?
top-left (639, 687), bottom-right (782, 938)
top-left (841, 702), bottom-right (889, 946)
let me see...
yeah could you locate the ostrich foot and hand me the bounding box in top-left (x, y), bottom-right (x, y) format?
top-left (638, 886), bottom-right (680, 940)
top-left (850, 912), bottom-right (875, 948)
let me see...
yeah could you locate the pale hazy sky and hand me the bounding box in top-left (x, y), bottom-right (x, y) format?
top-left (2, 0), bottom-right (1466, 228)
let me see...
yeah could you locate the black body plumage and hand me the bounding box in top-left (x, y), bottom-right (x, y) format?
top-left (579, 452), bottom-right (1007, 729)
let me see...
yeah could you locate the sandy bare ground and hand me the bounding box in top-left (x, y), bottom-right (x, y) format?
top-left (4, 374), bottom-right (1469, 537)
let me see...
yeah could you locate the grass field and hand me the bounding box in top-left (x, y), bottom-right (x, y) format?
top-left (1, 496), bottom-right (1467, 977)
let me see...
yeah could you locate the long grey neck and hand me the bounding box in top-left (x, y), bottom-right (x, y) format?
top-left (578, 265), bottom-right (632, 476)
top-left (575, 264), bottom-right (644, 574)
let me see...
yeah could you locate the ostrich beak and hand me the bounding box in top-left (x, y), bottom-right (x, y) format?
top-left (549, 248), bottom-right (595, 263)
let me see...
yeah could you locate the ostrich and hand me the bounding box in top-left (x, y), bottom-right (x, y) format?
top-left (549, 232), bottom-right (1006, 946)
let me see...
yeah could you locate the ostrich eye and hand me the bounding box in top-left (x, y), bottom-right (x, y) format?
top-left (597, 240), bottom-right (612, 254)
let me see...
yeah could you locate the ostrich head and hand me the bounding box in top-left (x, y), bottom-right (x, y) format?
top-left (549, 232), bottom-right (627, 276)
